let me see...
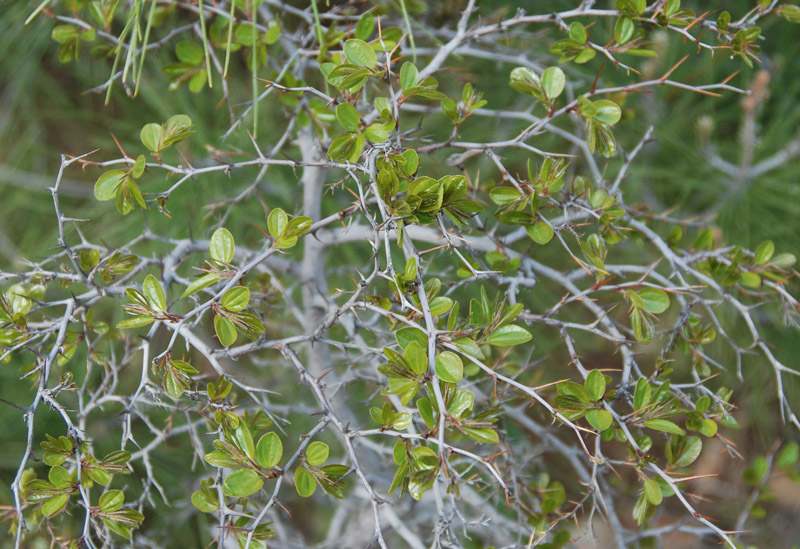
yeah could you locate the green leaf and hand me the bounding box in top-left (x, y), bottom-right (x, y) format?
top-left (631, 308), bottom-right (653, 344)
top-left (586, 409), bottom-right (613, 431)
top-left (181, 273), bottom-right (220, 298)
top-left (268, 208), bottom-right (288, 240)
top-left (435, 351), bottom-right (463, 384)
top-left (593, 100), bottom-right (622, 125)
top-left (777, 442), bottom-right (799, 469)
top-left (541, 66), bottom-right (565, 101)
top-left (354, 12), bottom-right (375, 40)
top-left (117, 316), bottom-right (155, 329)
top-left (638, 287), bottom-right (670, 314)
top-left (343, 39), bottom-right (377, 69)
top-left (364, 123), bottom-right (389, 142)
top-left (526, 221), bottom-right (554, 245)
top-left (294, 466), bottom-right (317, 497)
top-left (464, 426), bottom-right (499, 444)
top-left (99, 490), bottom-right (125, 512)
top-left (256, 432), bottom-right (283, 468)
top-left (633, 378), bottom-right (651, 411)
top-left (674, 436), bottom-right (703, 467)
top-left (214, 315), bottom-right (238, 347)
top-left (209, 227), bottom-right (235, 264)
top-left (644, 419), bottom-right (685, 436)
top-left (176, 41), bottom-right (203, 65)
top-left (94, 170), bottom-right (127, 201)
top-left (395, 327), bottom-right (427, 350)
top-left (485, 325), bottom-right (532, 346)
top-left (191, 490), bottom-right (218, 512)
top-left (234, 424), bottom-right (256, 461)
top-left (142, 274), bottom-right (166, 311)
top-left (585, 370), bottom-right (606, 401)
top-left (41, 493), bottom-right (69, 517)
top-left (404, 257), bottom-right (417, 280)
top-left (404, 341), bottom-right (427, 376)
top-left (131, 155), bottom-right (146, 179)
top-left (399, 62), bottom-right (418, 92)
top-left (221, 286), bottom-right (250, 312)
top-left (336, 103), bottom-right (361, 132)
top-left (643, 477), bottom-right (662, 505)
top-left (754, 240), bottom-right (775, 265)
top-left (140, 123), bottom-right (162, 152)
top-left (453, 337), bottom-right (484, 361)
top-left (161, 114), bottom-right (194, 148)
top-left (306, 441), bottom-right (329, 466)
top-left (222, 468), bottom-right (263, 498)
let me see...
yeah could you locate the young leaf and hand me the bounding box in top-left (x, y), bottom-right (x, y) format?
top-left (343, 39), bottom-right (377, 69)
top-left (485, 325), bottom-right (532, 346)
top-left (586, 409), bottom-right (613, 431)
top-left (214, 316), bottom-right (238, 347)
top-left (222, 468), bottom-right (263, 498)
top-left (306, 441), bottom-right (329, 466)
top-left (295, 467), bottom-right (316, 497)
top-left (142, 274), bottom-right (166, 311)
top-left (435, 351), bottom-right (463, 384)
top-left (256, 432), bottom-right (283, 469)
top-left (585, 370), bottom-right (606, 401)
top-left (268, 208), bottom-right (289, 240)
top-left (209, 228), bottom-right (235, 264)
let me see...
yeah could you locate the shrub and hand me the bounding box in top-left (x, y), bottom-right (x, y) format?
top-left (2, 1), bottom-right (800, 548)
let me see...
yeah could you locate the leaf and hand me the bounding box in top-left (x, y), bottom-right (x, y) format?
top-left (541, 67), bottom-right (565, 100)
top-left (175, 41), bottom-right (203, 65)
top-left (214, 315), bottom-right (238, 347)
top-left (161, 114), bottom-right (194, 148)
top-left (343, 39), bottom-right (377, 69)
top-left (191, 490), bottom-right (218, 512)
top-left (464, 426), bottom-right (499, 444)
top-left (674, 436), bottom-right (703, 467)
top-left (181, 273), bottom-right (220, 298)
top-left (268, 208), bottom-right (288, 240)
top-left (140, 123), bottom-right (162, 152)
top-left (453, 337), bottom-right (484, 361)
top-left (99, 490), bottom-right (125, 512)
top-left (395, 327), bottom-right (427, 350)
top-left (485, 325), bottom-right (532, 346)
top-left (221, 286), bottom-right (250, 312)
top-left (117, 316), bottom-right (155, 329)
top-left (404, 341), bottom-right (428, 376)
top-left (142, 274), bottom-right (166, 311)
top-left (435, 351), bottom-right (463, 384)
top-left (163, 367), bottom-right (186, 399)
top-left (354, 12), bottom-right (375, 40)
top-left (754, 240), bottom-right (775, 265)
top-left (94, 170), bottom-right (127, 201)
top-left (777, 442), bottom-right (799, 469)
top-left (256, 432), bottom-right (283, 468)
top-left (585, 370), bottom-right (606, 401)
top-left (234, 424), bottom-right (256, 461)
top-left (222, 468), bottom-right (263, 498)
top-left (364, 122), bottom-right (389, 142)
top-left (593, 100), bottom-right (622, 125)
top-left (336, 103), bottom-right (361, 132)
top-left (644, 419), bottom-right (685, 436)
top-left (306, 441), bottom-right (329, 466)
top-left (41, 493), bottom-right (69, 517)
top-left (209, 228), bottom-right (235, 264)
top-left (638, 288), bottom-right (670, 314)
top-left (586, 409), bottom-right (613, 431)
top-left (399, 62), bottom-right (418, 92)
top-left (643, 477), bottom-right (662, 505)
top-left (526, 221), bottom-right (554, 245)
top-left (631, 308), bottom-right (653, 344)
top-left (294, 466), bottom-right (316, 497)
top-left (633, 378), bottom-right (651, 411)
